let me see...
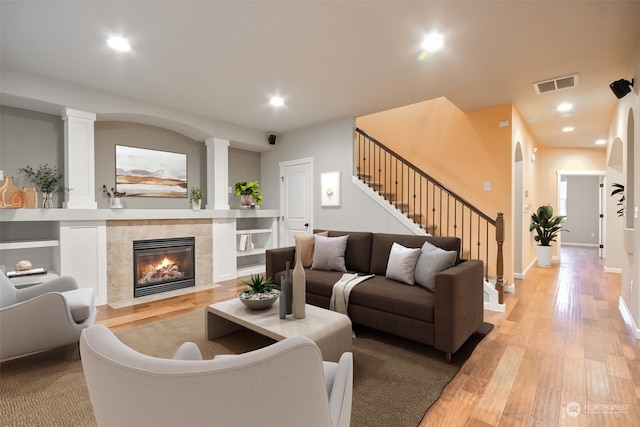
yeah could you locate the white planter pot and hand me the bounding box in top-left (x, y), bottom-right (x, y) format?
top-left (536, 245), bottom-right (553, 268)
top-left (191, 200), bottom-right (201, 211)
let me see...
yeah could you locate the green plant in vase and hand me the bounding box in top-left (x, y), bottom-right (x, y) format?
top-left (19, 164), bottom-right (64, 208)
top-left (190, 186), bottom-right (203, 210)
top-left (234, 181), bottom-right (262, 206)
top-left (529, 204), bottom-right (568, 267)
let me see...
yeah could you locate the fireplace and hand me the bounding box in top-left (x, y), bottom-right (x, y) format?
top-left (133, 237), bottom-right (195, 298)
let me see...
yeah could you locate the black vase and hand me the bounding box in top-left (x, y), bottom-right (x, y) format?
top-left (281, 261), bottom-right (293, 315)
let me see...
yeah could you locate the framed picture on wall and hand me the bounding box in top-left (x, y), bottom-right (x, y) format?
top-left (320, 171), bottom-right (341, 207)
top-left (115, 145), bottom-right (187, 197)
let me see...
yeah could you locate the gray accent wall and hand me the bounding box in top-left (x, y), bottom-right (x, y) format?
top-left (95, 121), bottom-right (206, 209)
top-left (228, 147), bottom-right (261, 209)
top-left (260, 118), bottom-right (415, 234)
top-left (0, 106), bottom-right (64, 205)
top-left (562, 175), bottom-right (600, 246)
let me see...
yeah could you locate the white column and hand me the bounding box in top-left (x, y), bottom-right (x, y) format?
top-left (62, 108), bottom-right (97, 209)
top-left (205, 137), bottom-right (230, 210)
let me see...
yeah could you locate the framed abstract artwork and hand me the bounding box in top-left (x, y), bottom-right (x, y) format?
top-left (115, 145), bottom-right (187, 197)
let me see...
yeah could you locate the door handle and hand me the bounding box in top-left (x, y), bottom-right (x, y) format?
top-left (304, 223), bottom-right (309, 227)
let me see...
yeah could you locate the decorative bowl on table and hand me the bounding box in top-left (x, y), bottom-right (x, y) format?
top-left (238, 290), bottom-right (280, 310)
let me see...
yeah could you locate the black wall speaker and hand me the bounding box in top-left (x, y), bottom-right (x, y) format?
top-left (268, 134), bottom-right (277, 145)
top-left (609, 79), bottom-right (634, 99)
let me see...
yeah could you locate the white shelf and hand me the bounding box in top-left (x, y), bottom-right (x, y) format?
top-left (0, 239), bottom-right (59, 250)
top-left (9, 271), bottom-right (60, 288)
top-left (236, 228), bottom-right (273, 235)
top-left (237, 264), bottom-right (266, 277)
top-left (237, 248), bottom-right (267, 257)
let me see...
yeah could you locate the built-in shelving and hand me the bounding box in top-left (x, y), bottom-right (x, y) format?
top-left (0, 221), bottom-right (61, 287)
top-left (235, 215), bottom-right (278, 277)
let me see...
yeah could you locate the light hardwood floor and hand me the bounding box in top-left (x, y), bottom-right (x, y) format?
top-left (97, 246), bottom-right (640, 426)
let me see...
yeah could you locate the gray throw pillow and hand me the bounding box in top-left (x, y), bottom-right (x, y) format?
top-left (414, 241), bottom-right (457, 291)
top-left (385, 242), bottom-right (421, 285)
top-left (311, 234), bottom-right (349, 272)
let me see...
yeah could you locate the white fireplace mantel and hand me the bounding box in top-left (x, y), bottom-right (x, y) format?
top-left (1, 208), bottom-right (279, 307)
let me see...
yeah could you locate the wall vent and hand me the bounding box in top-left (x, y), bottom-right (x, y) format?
top-left (533, 73), bottom-right (580, 94)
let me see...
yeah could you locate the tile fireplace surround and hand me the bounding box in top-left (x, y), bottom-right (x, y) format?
top-left (0, 209), bottom-right (279, 308)
top-left (107, 219), bottom-right (212, 306)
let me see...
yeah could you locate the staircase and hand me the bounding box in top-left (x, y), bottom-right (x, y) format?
top-left (354, 128), bottom-right (506, 307)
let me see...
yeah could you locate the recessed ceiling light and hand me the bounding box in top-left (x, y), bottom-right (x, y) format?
top-left (556, 103), bottom-right (573, 112)
top-left (595, 139), bottom-right (606, 145)
top-left (107, 36), bottom-right (131, 52)
top-left (269, 96), bottom-right (284, 107)
top-left (421, 33), bottom-right (444, 52)
top-left (562, 126), bottom-right (575, 132)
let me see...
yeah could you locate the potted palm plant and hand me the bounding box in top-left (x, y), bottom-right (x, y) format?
top-left (529, 204), bottom-right (568, 268)
top-left (238, 274), bottom-right (279, 310)
top-left (234, 181), bottom-right (262, 208)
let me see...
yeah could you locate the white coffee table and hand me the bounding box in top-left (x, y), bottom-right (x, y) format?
top-left (205, 298), bottom-right (352, 362)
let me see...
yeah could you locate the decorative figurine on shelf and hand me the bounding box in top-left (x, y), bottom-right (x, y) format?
top-left (102, 185), bottom-right (126, 209)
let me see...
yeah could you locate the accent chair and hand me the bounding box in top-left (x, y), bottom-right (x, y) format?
top-left (80, 324), bottom-right (353, 427)
top-left (0, 271), bottom-right (96, 360)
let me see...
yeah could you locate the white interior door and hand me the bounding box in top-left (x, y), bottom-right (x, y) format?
top-left (279, 158), bottom-right (313, 247)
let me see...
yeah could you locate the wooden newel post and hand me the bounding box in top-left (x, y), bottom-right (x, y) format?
top-left (495, 212), bottom-right (505, 304)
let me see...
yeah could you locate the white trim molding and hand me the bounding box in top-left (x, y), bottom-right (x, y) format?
top-left (619, 297), bottom-right (640, 339)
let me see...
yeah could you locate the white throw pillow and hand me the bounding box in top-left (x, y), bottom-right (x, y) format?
top-left (414, 241), bottom-right (457, 291)
top-left (311, 235), bottom-right (349, 272)
top-left (385, 242), bottom-right (421, 285)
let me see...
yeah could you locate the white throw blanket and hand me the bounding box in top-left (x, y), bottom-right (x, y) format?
top-left (329, 273), bottom-right (375, 315)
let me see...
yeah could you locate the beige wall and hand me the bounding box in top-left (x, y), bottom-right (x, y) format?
top-left (511, 108), bottom-right (539, 274)
top-left (535, 147), bottom-right (606, 258)
top-left (356, 97), bottom-right (514, 281)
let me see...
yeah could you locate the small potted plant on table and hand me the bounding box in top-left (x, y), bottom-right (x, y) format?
top-left (238, 274), bottom-right (279, 310)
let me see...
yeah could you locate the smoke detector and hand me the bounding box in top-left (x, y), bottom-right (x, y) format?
top-left (533, 73), bottom-right (580, 94)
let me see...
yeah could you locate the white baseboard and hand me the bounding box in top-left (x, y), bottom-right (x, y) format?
top-left (604, 267), bottom-right (622, 274)
top-left (562, 242), bottom-right (599, 247)
top-left (619, 297), bottom-right (640, 339)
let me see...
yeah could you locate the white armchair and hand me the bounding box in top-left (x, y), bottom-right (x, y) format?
top-left (0, 271), bottom-right (96, 360)
top-left (80, 324), bottom-right (353, 427)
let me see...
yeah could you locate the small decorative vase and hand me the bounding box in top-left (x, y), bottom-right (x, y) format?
top-left (191, 199), bottom-right (201, 211)
top-left (110, 197), bottom-right (123, 209)
top-left (279, 284), bottom-right (287, 319)
top-left (0, 176), bottom-right (20, 208)
top-left (42, 192), bottom-right (54, 208)
top-left (292, 244), bottom-right (306, 319)
top-left (240, 194), bottom-right (252, 208)
top-left (281, 261), bottom-right (293, 315)
top-left (22, 187), bottom-right (38, 208)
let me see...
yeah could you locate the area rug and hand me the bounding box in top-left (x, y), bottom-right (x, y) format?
top-left (0, 311), bottom-right (492, 427)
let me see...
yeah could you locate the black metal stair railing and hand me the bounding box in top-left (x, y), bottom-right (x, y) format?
top-left (355, 127), bottom-right (505, 303)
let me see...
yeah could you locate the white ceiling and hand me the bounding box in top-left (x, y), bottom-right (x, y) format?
top-left (1, 1), bottom-right (640, 148)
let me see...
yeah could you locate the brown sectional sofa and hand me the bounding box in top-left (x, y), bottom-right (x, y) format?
top-left (265, 230), bottom-right (484, 363)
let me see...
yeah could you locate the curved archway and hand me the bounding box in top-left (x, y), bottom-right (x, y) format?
top-left (514, 142), bottom-right (524, 277)
top-left (626, 108), bottom-right (635, 229)
top-left (606, 137), bottom-right (624, 270)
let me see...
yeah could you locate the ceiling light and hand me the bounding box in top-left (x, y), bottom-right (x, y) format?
top-left (269, 96), bottom-right (284, 107)
top-left (562, 126), bottom-right (574, 132)
top-left (421, 33), bottom-right (444, 52)
top-left (107, 36), bottom-right (131, 52)
top-left (595, 139), bottom-right (606, 146)
top-left (556, 103), bottom-right (573, 112)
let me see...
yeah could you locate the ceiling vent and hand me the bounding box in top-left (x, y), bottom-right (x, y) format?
top-left (533, 73), bottom-right (580, 94)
